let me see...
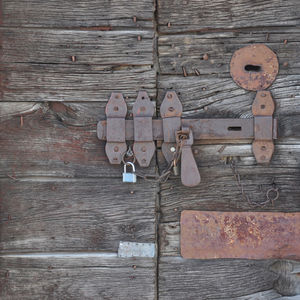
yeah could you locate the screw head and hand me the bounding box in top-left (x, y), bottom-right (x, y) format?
top-left (170, 147), bottom-right (176, 153)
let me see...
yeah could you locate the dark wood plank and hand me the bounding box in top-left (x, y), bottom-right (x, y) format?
top-left (158, 0), bottom-right (300, 33)
top-left (0, 28), bottom-right (154, 65)
top-left (159, 257), bottom-right (279, 300)
top-left (159, 29), bottom-right (300, 75)
top-left (1, 0), bottom-right (154, 28)
top-left (0, 64), bottom-right (156, 102)
top-left (158, 143), bottom-right (300, 223)
top-left (0, 178), bottom-right (157, 252)
top-left (0, 105), bottom-right (156, 178)
top-left (0, 254), bottom-right (155, 299)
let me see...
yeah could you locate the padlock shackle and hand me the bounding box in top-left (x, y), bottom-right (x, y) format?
top-left (124, 161), bottom-right (136, 173)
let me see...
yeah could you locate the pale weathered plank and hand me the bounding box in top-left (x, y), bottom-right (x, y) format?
top-left (0, 64), bottom-right (156, 102)
top-left (159, 257), bottom-right (279, 299)
top-left (0, 254), bottom-right (155, 299)
top-left (0, 178), bottom-right (157, 252)
top-left (0, 102), bottom-right (42, 119)
top-left (1, 0), bottom-right (154, 28)
top-left (1, 28), bottom-right (154, 65)
top-left (0, 103), bottom-right (157, 178)
top-left (158, 0), bottom-right (300, 33)
top-left (159, 29), bottom-right (300, 75)
top-left (271, 260), bottom-right (300, 296)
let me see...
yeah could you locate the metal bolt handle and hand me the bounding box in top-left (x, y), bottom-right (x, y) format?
top-left (179, 127), bottom-right (201, 187)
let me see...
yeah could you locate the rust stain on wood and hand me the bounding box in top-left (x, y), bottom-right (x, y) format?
top-left (181, 211), bottom-right (300, 260)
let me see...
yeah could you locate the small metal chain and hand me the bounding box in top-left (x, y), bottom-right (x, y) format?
top-left (229, 158), bottom-right (279, 207)
top-left (122, 146), bottom-right (136, 164)
top-left (125, 132), bottom-right (188, 183)
top-left (124, 145), bottom-right (280, 207)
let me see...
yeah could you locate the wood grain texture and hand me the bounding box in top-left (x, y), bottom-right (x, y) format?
top-left (158, 0), bottom-right (300, 33)
top-left (0, 105), bottom-right (156, 178)
top-left (0, 178), bottom-right (157, 252)
top-left (271, 260), bottom-right (300, 296)
top-left (0, 254), bottom-right (155, 299)
top-left (1, 28), bottom-right (154, 65)
top-left (0, 27), bottom-right (156, 102)
top-left (159, 29), bottom-right (300, 75)
top-left (0, 64), bottom-right (156, 102)
top-left (1, 0), bottom-right (154, 28)
top-left (159, 257), bottom-right (279, 300)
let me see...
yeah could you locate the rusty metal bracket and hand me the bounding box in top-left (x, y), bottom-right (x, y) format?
top-left (104, 92), bottom-right (127, 164)
top-left (132, 91), bottom-right (155, 167)
top-left (160, 91), bottom-right (183, 164)
top-left (252, 91), bottom-right (276, 163)
top-left (97, 44), bottom-right (279, 187)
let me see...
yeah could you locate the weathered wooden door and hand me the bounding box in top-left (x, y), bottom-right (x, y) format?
top-left (0, 0), bottom-right (299, 299)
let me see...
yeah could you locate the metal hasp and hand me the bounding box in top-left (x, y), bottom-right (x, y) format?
top-left (181, 211), bottom-right (300, 260)
top-left (97, 44), bottom-right (279, 187)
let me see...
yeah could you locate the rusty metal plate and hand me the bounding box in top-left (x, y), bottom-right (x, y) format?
top-left (230, 44), bottom-right (279, 91)
top-left (181, 211), bottom-right (300, 260)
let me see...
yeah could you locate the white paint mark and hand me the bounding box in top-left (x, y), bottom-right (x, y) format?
top-left (0, 252), bottom-right (117, 259)
top-left (118, 242), bottom-right (156, 258)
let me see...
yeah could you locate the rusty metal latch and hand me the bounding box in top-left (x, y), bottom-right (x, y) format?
top-left (97, 44), bottom-right (279, 188)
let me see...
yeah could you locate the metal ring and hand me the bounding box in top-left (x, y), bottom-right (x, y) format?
top-left (266, 188), bottom-right (279, 202)
top-left (122, 150), bottom-right (136, 164)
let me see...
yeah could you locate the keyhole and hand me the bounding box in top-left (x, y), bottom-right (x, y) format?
top-left (244, 65), bottom-right (261, 72)
top-left (228, 126), bottom-right (242, 131)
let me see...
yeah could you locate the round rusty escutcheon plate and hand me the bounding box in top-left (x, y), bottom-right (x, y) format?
top-left (230, 44), bottom-right (279, 91)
